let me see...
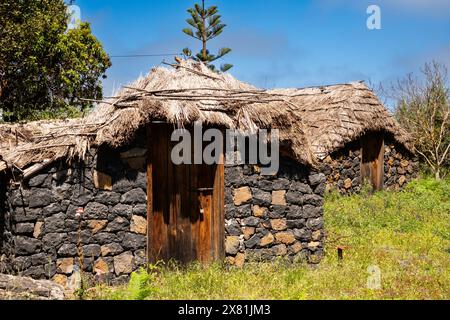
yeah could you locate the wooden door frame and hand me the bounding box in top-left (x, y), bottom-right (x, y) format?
top-left (146, 123), bottom-right (225, 264)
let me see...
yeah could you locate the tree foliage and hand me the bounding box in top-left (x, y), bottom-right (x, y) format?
top-left (0, 0), bottom-right (111, 122)
top-left (182, 0), bottom-right (233, 72)
top-left (393, 61), bottom-right (450, 179)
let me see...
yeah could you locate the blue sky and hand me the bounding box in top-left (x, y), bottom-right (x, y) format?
top-left (74, 0), bottom-right (450, 103)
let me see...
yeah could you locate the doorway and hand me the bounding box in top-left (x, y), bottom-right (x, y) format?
top-left (146, 123), bottom-right (225, 264)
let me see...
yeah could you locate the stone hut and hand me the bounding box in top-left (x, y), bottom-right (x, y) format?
top-left (269, 85), bottom-right (417, 193)
top-left (0, 60), bottom-right (415, 285)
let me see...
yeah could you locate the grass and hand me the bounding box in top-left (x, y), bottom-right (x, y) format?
top-left (87, 177), bottom-right (450, 300)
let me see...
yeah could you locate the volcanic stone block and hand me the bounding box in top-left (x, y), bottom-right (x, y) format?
top-left (71, 189), bottom-right (93, 207)
top-left (94, 191), bottom-right (121, 205)
top-left (13, 256), bottom-right (32, 271)
top-left (111, 203), bottom-right (133, 219)
top-left (271, 190), bottom-right (286, 206)
top-left (251, 188), bottom-right (271, 206)
top-left (302, 194), bottom-right (324, 207)
top-left (132, 204), bottom-right (147, 217)
top-left (306, 217), bottom-right (324, 230)
top-left (29, 190), bottom-right (53, 208)
top-left (286, 219), bottom-right (305, 229)
top-left (244, 235), bottom-right (261, 249)
top-left (275, 231), bottom-right (296, 245)
top-left (308, 173), bottom-right (326, 186)
top-left (242, 227), bottom-right (255, 240)
top-left (252, 205), bottom-right (267, 218)
top-left (293, 228), bottom-right (312, 241)
top-left (105, 217), bottom-right (130, 233)
top-left (44, 213), bottom-right (65, 233)
top-left (92, 232), bottom-right (120, 245)
top-left (82, 244), bottom-right (102, 258)
top-left (33, 221), bottom-right (44, 238)
top-left (271, 244), bottom-right (287, 256)
top-left (67, 230), bottom-right (91, 245)
top-left (130, 215), bottom-right (147, 235)
top-left (22, 266), bottom-right (46, 279)
top-left (87, 220), bottom-right (108, 234)
top-left (101, 243), bottom-right (124, 257)
top-left (28, 174), bottom-right (48, 187)
top-left (225, 220), bottom-right (242, 236)
top-left (241, 216), bottom-right (260, 227)
top-left (42, 203), bottom-right (63, 217)
top-left (270, 219), bottom-right (287, 231)
top-left (57, 258), bottom-right (74, 275)
top-left (228, 204), bottom-right (251, 218)
top-left (225, 167), bottom-right (244, 187)
top-left (233, 187), bottom-right (252, 206)
top-left (15, 223), bottom-right (35, 234)
top-left (286, 205), bottom-right (303, 219)
top-left (114, 252), bottom-right (134, 275)
top-left (112, 179), bottom-right (134, 193)
top-left (225, 236), bottom-right (240, 255)
top-left (84, 202), bottom-right (108, 220)
top-left (285, 191), bottom-right (302, 205)
top-left (260, 233), bottom-right (274, 247)
top-left (302, 204), bottom-right (322, 218)
top-left (15, 236), bottom-right (41, 255)
top-left (121, 233), bottom-right (146, 250)
top-left (269, 205), bottom-right (286, 218)
top-left (31, 253), bottom-right (50, 266)
top-left (272, 178), bottom-right (290, 190)
top-left (121, 188), bottom-right (147, 205)
top-left (42, 233), bottom-right (67, 249)
top-left (58, 244), bottom-right (78, 257)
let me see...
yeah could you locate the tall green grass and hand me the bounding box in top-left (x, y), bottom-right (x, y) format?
top-left (88, 178), bottom-right (449, 300)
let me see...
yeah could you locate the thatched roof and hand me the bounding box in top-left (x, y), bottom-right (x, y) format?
top-left (0, 60), bottom-right (413, 177)
top-left (0, 119), bottom-right (90, 177)
top-left (269, 82), bottom-right (414, 159)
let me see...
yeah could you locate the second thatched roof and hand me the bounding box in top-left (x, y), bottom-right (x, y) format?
top-left (0, 60), bottom-right (413, 176)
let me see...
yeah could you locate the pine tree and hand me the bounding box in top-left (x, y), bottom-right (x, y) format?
top-left (182, 0), bottom-right (233, 72)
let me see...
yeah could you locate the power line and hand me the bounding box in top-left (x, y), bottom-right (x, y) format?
top-left (110, 53), bottom-right (180, 58)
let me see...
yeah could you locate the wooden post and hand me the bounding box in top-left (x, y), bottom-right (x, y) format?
top-left (146, 124), bottom-right (154, 263)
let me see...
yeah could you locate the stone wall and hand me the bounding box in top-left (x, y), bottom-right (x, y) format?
top-left (322, 138), bottom-right (419, 194)
top-left (224, 157), bottom-right (325, 266)
top-left (0, 133), bottom-right (148, 287)
top-left (0, 172), bottom-right (11, 272)
top-left (1, 136), bottom-right (328, 283)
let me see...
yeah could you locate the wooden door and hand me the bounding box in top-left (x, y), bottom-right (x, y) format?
top-left (146, 123), bottom-right (225, 264)
top-left (360, 132), bottom-right (384, 192)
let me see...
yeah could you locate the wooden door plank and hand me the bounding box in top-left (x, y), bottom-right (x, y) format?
top-left (361, 133), bottom-right (384, 192)
top-left (146, 125), bottom-right (154, 263)
top-left (197, 163), bottom-right (211, 263)
top-left (215, 156), bottom-right (225, 260)
top-left (149, 124), bottom-right (170, 262)
top-left (167, 124), bottom-right (177, 262)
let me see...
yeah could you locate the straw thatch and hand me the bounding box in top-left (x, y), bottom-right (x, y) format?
top-left (269, 82), bottom-right (414, 159)
top-left (0, 119), bottom-right (91, 177)
top-left (0, 59), bottom-right (413, 177)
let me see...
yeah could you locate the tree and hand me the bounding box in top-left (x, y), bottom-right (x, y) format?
top-left (0, 0), bottom-right (111, 122)
top-left (392, 61), bottom-right (450, 180)
top-left (182, 0), bottom-right (233, 72)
